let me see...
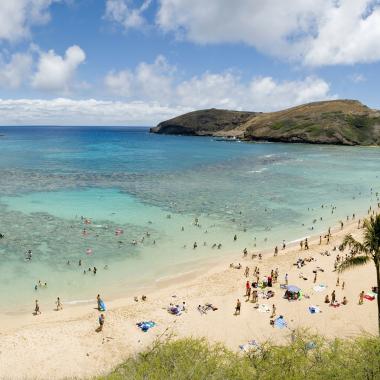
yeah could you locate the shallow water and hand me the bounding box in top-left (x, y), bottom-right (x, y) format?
top-left (0, 126), bottom-right (379, 313)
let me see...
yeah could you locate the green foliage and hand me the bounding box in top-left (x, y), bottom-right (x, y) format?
top-left (101, 333), bottom-right (380, 380)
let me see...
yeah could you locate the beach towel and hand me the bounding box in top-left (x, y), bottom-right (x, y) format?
top-left (313, 284), bottom-right (327, 292)
top-left (308, 306), bottom-right (321, 314)
top-left (239, 340), bottom-right (260, 352)
top-left (137, 321), bottom-right (156, 332)
top-left (258, 304), bottom-right (270, 313)
top-left (274, 316), bottom-right (287, 329)
top-left (364, 294), bottom-right (375, 301)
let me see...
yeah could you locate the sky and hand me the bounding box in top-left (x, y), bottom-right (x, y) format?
top-left (0, 0), bottom-right (380, 125)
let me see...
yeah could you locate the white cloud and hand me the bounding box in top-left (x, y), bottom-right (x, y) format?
top-left (105, 55), bottom-right (175, 100)
top-left (350, 73), bottom-right (367, 83)
top-left (0, 0), bottom-right (57, 42)
top-left (0, 98), bottom-right (190, 126)
top-left (0, 52), bottom-right (32, 88)
top-left (0, 70), bottom-right (333, 125)
top-left (247, 76), bottom-right (333, 111)
top-left (157, 0), bottom-right (380, 66)
top-left (104, 0), bottom-right (151, 30)
top-left (32, 45), bottom-right (86, 92)
top-left (176, 73), bottom-right (333, 111)
top-left (105, 56), bottom-right (334, 112)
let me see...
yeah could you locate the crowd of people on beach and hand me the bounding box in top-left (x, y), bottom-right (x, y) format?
top-left (26, 190), bottom-right (380, 341)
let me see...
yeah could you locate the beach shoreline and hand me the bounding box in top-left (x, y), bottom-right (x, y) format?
top-left (0, 206), bottom-right (378, 379)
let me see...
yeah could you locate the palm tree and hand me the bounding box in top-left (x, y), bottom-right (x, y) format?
top-left (339, 214), bottom-right (380, 335)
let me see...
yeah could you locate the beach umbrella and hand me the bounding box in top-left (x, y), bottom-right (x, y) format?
top-left (287, 285), bottom-right (301, 293)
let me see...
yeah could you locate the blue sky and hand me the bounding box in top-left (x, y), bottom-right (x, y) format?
top-left (0, 0), bottom-right (379, 125)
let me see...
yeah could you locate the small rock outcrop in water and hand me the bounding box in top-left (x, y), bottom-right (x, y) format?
top-left (150, 100), bottom-right (380, 145)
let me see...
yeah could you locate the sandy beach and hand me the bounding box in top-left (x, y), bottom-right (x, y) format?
top-left (0, 213), bottom-right (378, 379)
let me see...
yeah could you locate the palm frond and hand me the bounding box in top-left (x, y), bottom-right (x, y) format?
top-left (363, 214), bottom-right (380, 254)
top-left (338, 255), bottom-right (371, 273)
top-left (342, 234), bottom-right (367, 254)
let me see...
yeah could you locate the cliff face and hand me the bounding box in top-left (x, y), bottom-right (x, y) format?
top-left (150, 109), bottom-right (258, 137)
top-left (151, 100), bottom-right (380, 146)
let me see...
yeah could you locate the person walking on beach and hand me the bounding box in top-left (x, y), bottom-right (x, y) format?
top-left (247, 286), bottom-right (251, 300)
top-left (313, 272), bottom-right (317, 283)
top-left (331, 290), bottom-right (336, 304)
top-left (285, 273), bottom-right (288, 285)
top-left (300, 240), bottom-right (303, 250)
top-left (244, 266), bottom-right (250, 277)
top-left (34, 300), bottom-right (41, 315)
top-left (305, 238), bottom-right (309, 250)
top-left (245, 280), bottom-right (251, 297)
top-left (274, 246), bottom-right (278, 256)
top-left (235, 299), bottom-right (241, 315)
top-left (98, 313), bottom-right (105, 331)
top-left (359, 291), bottom-right (365, 305)
top-left (56, 297), bottom-right (63, 311)
top-left (97, 294), bottom-right (103, 311)
top-left (270, 304), bottom-right (276, 318)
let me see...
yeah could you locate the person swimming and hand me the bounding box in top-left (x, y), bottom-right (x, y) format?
top-left (25, 250), bottom-right (32, 261)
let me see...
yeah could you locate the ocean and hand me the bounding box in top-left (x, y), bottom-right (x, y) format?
top-left (0, 126), bottom-right (379, 312)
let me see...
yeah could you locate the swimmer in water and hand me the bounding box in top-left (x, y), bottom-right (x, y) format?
top-left (25, 250), bottom-right (32, 260)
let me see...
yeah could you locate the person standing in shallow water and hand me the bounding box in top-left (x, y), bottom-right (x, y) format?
top-left (56, 297), bottom-right (63, 311)
top-left (34, 300), bottom-right (41, 315)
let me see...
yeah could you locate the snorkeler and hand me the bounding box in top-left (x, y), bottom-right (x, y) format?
top-left (25, 250), bottom-right (32, 261)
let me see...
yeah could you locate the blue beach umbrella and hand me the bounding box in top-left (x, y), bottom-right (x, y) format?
top-left (287, 285), bottom-right (301, 293)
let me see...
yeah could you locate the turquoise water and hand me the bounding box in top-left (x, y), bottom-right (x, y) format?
top-left (0, 126), bottom-right (379, 313)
